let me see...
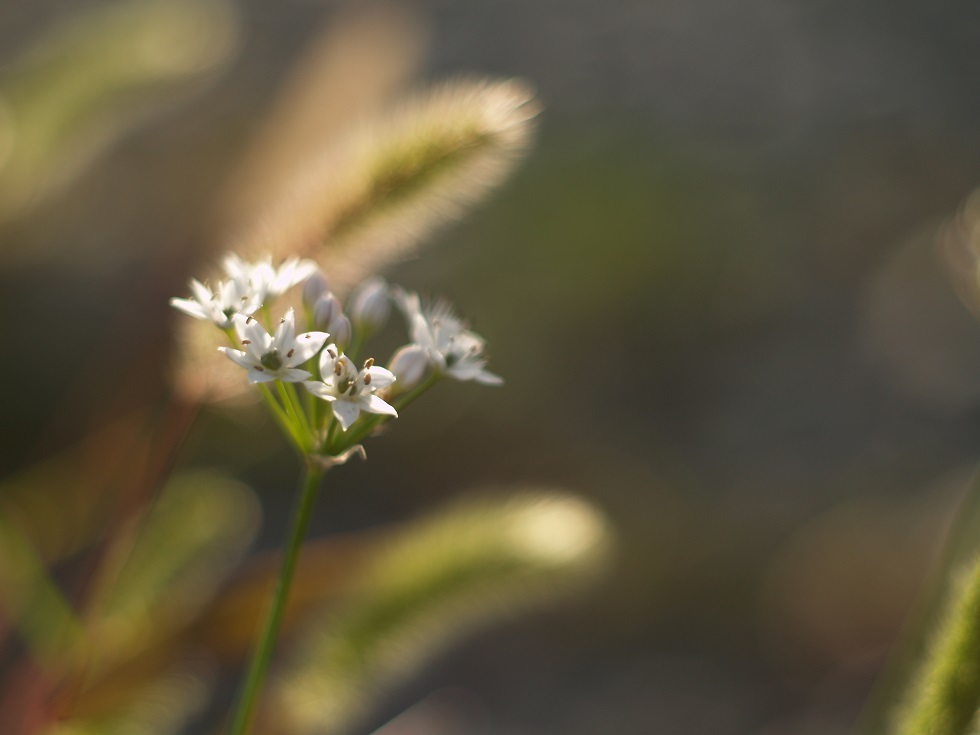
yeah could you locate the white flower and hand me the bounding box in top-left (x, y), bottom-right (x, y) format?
top-left (267, 256), bottom-right (318, 298)
top-left (396, 290), bottom-right (503, 385)
top-left (304, 346), bottom-right (397, 430)
top-left (219, 308), bottom-right (328, 384)
top-left (170, 275), bottom-right (262, 329)
top-left (223, 253), bottom-right (318, 301)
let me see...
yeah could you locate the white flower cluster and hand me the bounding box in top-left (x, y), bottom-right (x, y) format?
top-left (170, 254), bottom-right (501, 449)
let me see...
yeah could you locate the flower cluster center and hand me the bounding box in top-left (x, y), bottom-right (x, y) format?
top-left (261, 349), bottom-right (284, 371)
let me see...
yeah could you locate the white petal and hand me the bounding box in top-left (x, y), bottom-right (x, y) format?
top-left (336, 355), bottom-right (357, 380)
top-left (285, 331), bottom-right (329, 366)
top-left (473, 369), bottom-right (504, 385)
top-left (304, 381), bottom-right (336, 400)
top-left (446, 359), bottom-right (485, 381)
top-left (360, 394), bottom-right (398, 418)
top-left (361, 365), bottom-right (396, 390)
top-left (219, 278), bottom-right (242, 310)
top-left (428, 346), bottom-right (447, 371)
top-left (446, 358), bottom-right (502, 385)
top-left (331, 399), bottom-right (361, 430)
top-left (223, 253), bottom-right (248, 279)
top-left (393, 287), bottom-right (422, 320)
top-left (247, 367), bottom-right (277, 384)
top-left (234, 314), bottom-right (272, 354)
top-left (272, 258), bottom-right (318, 295)
top-left (388, 344), bottom-right (429, 387)
top-left (188, 278), bottom-right (213, 305)
top-left (170, 297), bottom-right (210, 321)
top-left (273, 308), bottom-right (296, 347)
top-left (278, 368), bottom-right (311, 383)
top-left (410, 314), bottom-right (435, 348)
top-left (218, 347), bottom-right (256, 370)
top-left (318, 343), bottom-right (340, 377)
top-left (250, 260), bottom-right (275, 291)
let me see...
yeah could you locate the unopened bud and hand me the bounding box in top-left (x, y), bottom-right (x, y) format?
top-left (348, 277), bottom-right (390, 333)
top-left (327, 313), bottom-right (352, 348)
top-left (312, 294), bottom-right (341, 330)
top-left (302, 271), bottom-right (330, 309)
top-left (388, 344), bottom-right (429, 391)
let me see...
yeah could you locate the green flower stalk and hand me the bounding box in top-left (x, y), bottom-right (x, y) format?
top-left (228, 464), bottom-right (324, 735)
top-left (896, 557), bottom-right (980, 735)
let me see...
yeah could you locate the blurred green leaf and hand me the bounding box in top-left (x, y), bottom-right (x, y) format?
top-left (86, 470), bottom-right (260, 676)
top-left (0, 511), bottom-right (83, 668)
top-left (46, 661), bottom-right (213, 735)
top-left (273, 489), bottom-right (611, 734)
top-left (0, 0), bottom-right (239, 224)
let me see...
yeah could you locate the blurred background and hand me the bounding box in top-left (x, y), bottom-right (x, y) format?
top-left (3, 1), bottom-right (980, 733)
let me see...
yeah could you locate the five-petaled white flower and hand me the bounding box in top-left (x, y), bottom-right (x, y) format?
top-left (396, 291), bottom-right (503, 385)
top-left (169, 274), bottom-right (263, 329)
top-left (219, 308), bottom-right (328, 384)
top-left (304, 346), bottom-right (398, 430)
top-left (223, 253), bottom-right (319, 303)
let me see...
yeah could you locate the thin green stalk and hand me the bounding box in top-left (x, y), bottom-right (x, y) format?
top-left (228, 463), bottom-right (325, 735)
top-left (285, 382), bottom-right (314, 442)
top-left (258, 385), bottom-right (305, 456)
top-left (323, 418), bottom-right (341, 455)
top-left (393, 373), bottom-right (441, 412)
top-left (275, 381), bottom-right (313, 451)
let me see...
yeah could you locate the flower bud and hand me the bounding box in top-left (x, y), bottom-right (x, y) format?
top-left (302, 270), bottom-right (330, 309)
top-left (348, 277), bottom-right (390, 333)
top-left (388, 344), bottom-right (429, 391)
top-left (312, 294), bottom-right (341, 331)
top-left (327, 313), bottom-right (352, 348)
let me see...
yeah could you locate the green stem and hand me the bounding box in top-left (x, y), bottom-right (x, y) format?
top-left (392, 373), bottom-right (442, 412)
top-left (285, 382), bottom-right (314, 442)
top-left (228, 463), bottom-right (325, 735)
top-left (323, 418), bottom-right (340, 454)
top-left (276, 381), bottom-right (312, 450)
top-left (258, 385), bottom-right (305, 456)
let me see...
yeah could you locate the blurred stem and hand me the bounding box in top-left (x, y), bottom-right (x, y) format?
top-left (896, 557), bottom-right (980, 735)
top-left (229, 462), bottom-right (325, 735)
top-left (855, 467), bottom-right (980, 735)
top-left (392, 373), bottom-right (441, 412)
